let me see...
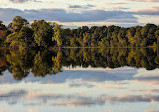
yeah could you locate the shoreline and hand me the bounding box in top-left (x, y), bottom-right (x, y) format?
top-left (0, 46), bottom-right (159, 50)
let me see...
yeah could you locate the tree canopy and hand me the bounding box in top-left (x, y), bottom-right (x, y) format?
top-left (1, 16), bottom-right (159, 48)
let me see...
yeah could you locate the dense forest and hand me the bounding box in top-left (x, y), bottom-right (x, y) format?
top-left (0, 48), bottom-right (159, 80)
top-left (0, 16), bottom-right (159, 48)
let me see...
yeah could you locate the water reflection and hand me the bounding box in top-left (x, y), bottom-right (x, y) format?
top-left (0, 48), bottom-right (159, 80)
top-left (0, 48), bottom-right (159, 112)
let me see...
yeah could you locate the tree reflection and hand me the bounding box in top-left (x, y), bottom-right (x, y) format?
top-left (52, 50), bottom-right (62, 74)
top-left (0, 48), bottom-right (159, 80)
top-left (31, 50), bottom-right (53, 77)
top-left (6, 49), bottom-right (35, 80)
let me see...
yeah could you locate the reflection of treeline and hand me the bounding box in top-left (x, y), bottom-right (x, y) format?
top-left (0, 48), bottom-right (159, 80)
top-left (62, 48), bottom-right (159, 70)
top-left (0, 16), bottom-right (159, 48)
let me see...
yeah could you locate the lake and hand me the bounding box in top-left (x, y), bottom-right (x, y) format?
top-left (0, 48), bottom-right (159, 112)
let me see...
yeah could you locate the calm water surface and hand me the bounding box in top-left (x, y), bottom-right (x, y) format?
top-left (0, 48), bottom-right (159, 112)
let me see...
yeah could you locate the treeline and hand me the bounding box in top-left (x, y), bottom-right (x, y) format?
top-left (0, 16), bottom-right (159, 48)
top-left (0, 48), bottom-right (159, 80)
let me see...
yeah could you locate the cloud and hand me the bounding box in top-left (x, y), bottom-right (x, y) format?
top-left (111, 6), bottom-right (129, 10)
top-left (105, 3), bottom-right (127, 5)
top-left (9, 0), bottom-right (40, 3)
top-left (10, 0), bottom-right (30, 3)
top-left (69, 80), bottom-right (95, 88)
top-left (0, 90), bottom-right (27, 105)
top-left (134, 6), bottom-right (159, 15)
top-left (0, 8), bottom-right (138, 24)
top-left (132, 69), bottom-right (159, 86)
top-left (1, 89), bottom-right (159, 107)
top-left (24, 93), bottom-right (159, 107)
top-left (69, 4), bottom-right (95, 9)
top-left (0, 90), bottom-right (27, 98)
top-left (69, 5), bottom-right (83, 8)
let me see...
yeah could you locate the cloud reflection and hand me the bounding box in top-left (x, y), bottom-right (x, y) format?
top-left (0, 67), bottom-right (159, 111)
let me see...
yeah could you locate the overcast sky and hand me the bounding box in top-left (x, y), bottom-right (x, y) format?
top-left (0, 0), bottom-right (159, 27)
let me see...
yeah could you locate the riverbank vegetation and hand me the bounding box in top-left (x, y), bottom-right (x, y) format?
top-left (0, 16), bottom-right (159, 49)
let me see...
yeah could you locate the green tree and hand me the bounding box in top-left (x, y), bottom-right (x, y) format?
top-left (83, 33), bottom-right (91, 47)
top-left (6, 26), bottom-right (34, 49)
top-left (52, 24), bottom-right (63, 47)
top-left (155, 30), bottom-right (159, 47)
top-left (12, 16), bottom-right (28, 32)
top-left (0, 21), bottom-right (6, 30)
top-left (31, 20), bottom-right (53, 48)
top-left (126, 27), bottom-right (136, 46)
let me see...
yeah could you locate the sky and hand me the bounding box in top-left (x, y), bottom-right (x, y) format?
top-left (0, 0), bottom-right (159, 28)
